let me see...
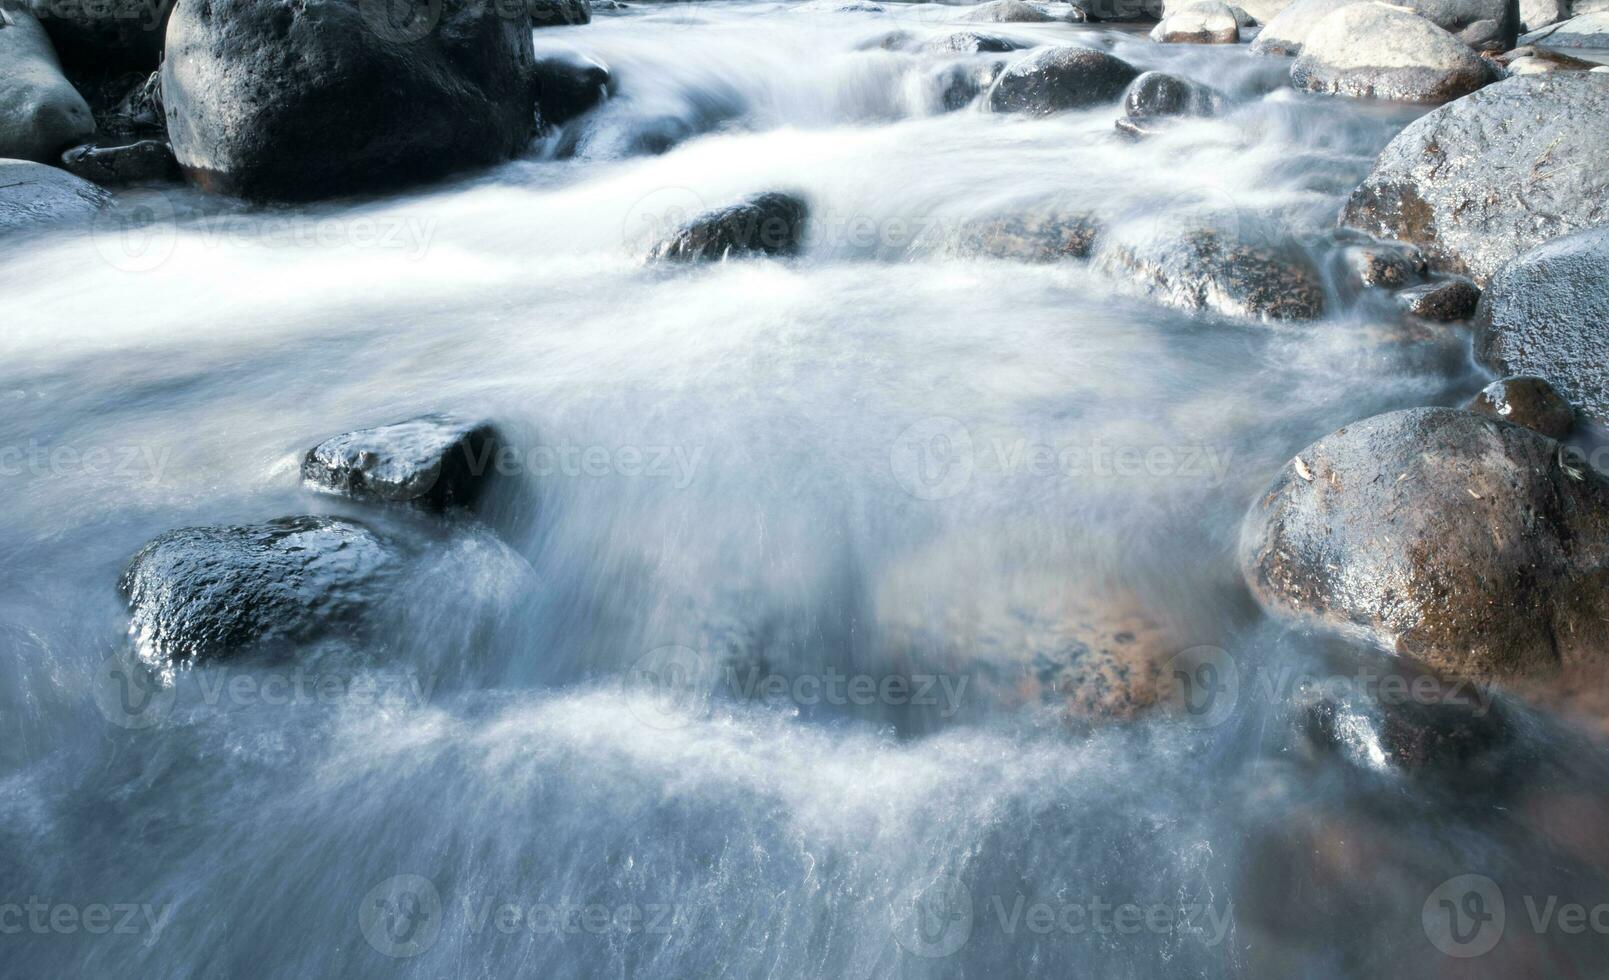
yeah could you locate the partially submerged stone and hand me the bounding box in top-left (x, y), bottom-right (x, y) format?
top-left (649, 192), bottom-right (810, 262)
top-left (986, 46), bottom-right (1141, 114)
top-left (1464, 377), bottom-right (1576, 439)
top-left (303, 415), bottom-right (501, 511)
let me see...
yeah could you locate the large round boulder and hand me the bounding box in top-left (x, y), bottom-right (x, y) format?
top-left (1291, 3), bottom-right (1498, 103)
top-left (1473, 227), bottom-right (1609, 426)
top-left (1151, 1), bottom-right (1241, 42)
top-left (986, 46), bottom-right (1141, 114)
top-left (1116, 70), bottom-right (1221, 139)
top-left (1240, 408), bottom-right (1609, 682)
top-left (1253, 0), bottom-right (1514, 53)
top-left (0, 5), bottom-right (96, 163)
top-left (1251, 0), bottom-right (1356, 54)
top-left (160, 0), bottom-right (539, 202)
top-left (1339, 74), bottom-right (1609, 285)
top-left (0, 157), bottom-right (107, 235)
top-left (1096, 225), bottom-right (1326, 321)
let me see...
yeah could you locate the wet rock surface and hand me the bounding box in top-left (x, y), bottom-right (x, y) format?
top-left (650, 192), bottom-right (809, 262)
top-left (1240, 407), bottom-right (1609, 682)
top-left (1343, 240), bottom-right (1426, 289)
top-left (535, 51), bottom-right (612, 126)
top-left (1465, 377), bottom-right (1576, 439)
top-left (951, 208), bottom-right (1101, 261)
top-left (960, 0), bottom-right (1061, 21)
top-left (1340, 74), bottom-right (1609, 284)
top-left (1522, 10), bottom-right (1609, 46)
top-left (1151, 1), bottom-right (1242, 42)
top-left (0, 157), bottom-right (107, 235)
top-left (1251, 0), bottom-right (1357, 54)
top-left (986, 45), bottom-right (1141, 114)
top-left (529, 0), bottom-right (593, 26)
top-left (1395, 277), bottom-right (1480, 320)
top-left (0, 5), bottom-right (96, 163)
top-left (1291, 3), bottom-right (1498, 103)
top-left (1474, 227), bottom-right (1609, 425)
top-left (303, 415), bottom-right (501, 511)
top-left (1098, 227), bottom-right (1327, 321)
top-left (60, 138), bottom-right (179, 185)
top-left (1254, 0), bottom-right (1516, 54)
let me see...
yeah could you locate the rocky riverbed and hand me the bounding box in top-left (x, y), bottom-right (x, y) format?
top-left (5, 0), bottom-right (1609, 976)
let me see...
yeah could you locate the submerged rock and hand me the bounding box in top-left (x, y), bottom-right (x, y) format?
top-left (923, 31), bottom-right (1022, 53)
top-left (0, 5), bottom-right (96, 163)
top-left (0, 158), bottom-right (107, 235)
top-left (1291, 3), bottom-right (1498, 103)
top-left (1240, 407), bottom-right (1609, 682)
top-left (1342, 241), bottom-right (1425, 289)
top-left (1465, 377), bottom-right (1576, 439)
top-left (952, 208), bottom-right (1101, 261)
top-left (60, 139), bottom-right (178, 185)
top-left (649, 192), bottom-right (809, 262)
top-left (120, 517), bottom-right (405, 667)
top-left (1340, 75), bottom-right (1609, 285)
top-left (1151, 1), bottom-right (1242, 42)
top-left (303, 415), bottom-right (501, 511)
top-left (1473, 228), bottom-right (1609, 425)
top-left (535, 51), bottom-right (612, 126)
top-left (986, 46), bottom-right (1141, 114)
top-left (1099, 227), bottom-right (1326, 321)
top-left (1394, 277), bottom-right (1479, 321)
top-left (161, 0), bottom-right (538, 201)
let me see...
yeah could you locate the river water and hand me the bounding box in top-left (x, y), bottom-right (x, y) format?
top-left (3, 3), bottom-right (1608, 977)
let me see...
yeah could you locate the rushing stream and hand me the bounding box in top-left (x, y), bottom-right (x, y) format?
top-left (5, 2), bottom-right (1609, 977)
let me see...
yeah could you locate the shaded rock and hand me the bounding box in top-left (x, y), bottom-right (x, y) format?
top-left (1522, 10), bottom-right (1609, 46)
top-left (120, 517), bottom-right (405, 667)
top-left (952, 207), bottom-right (1101, 261)
top-left (1115, 71), bottom-right (1219, 136)
top-left (1343, 240), bottom-right (1425, 288)
top-left (1291, 3), bottom-right (1498, 103)
top-left (986, 46), bottom-right (1141, 114)
top-left (60, 138), bottom-right (177, 185)
top-left (1521, 0), bottom-right (1570, 32)
top-left (1078, 0), bottom-right (1166, 20)
top-left (650, 192), bottom-right (809, 262)
top-left (1239, 407), bottom-right (1609, 682)
top-left (1465, 377), bottom-right (1576, 439)
top-left (929, 58), bottom-right (1010, 110)
top-left (1151, 0), bottom-right (1241, 41)
top-left (303, 414), bottom-right (500, 511)
top-left (0, 5), bottom-right (96, 163)
top-left (97, 69), bottom-right (163, 137)
top-left (923, 31), bottom-right (1022, 53)
top-left (1395, 277), bottom-right (1479, 320)
top-left (1098, 226), bottom-right (1326, 321)
top-left (161, 0), bottom-right (538, 202)
top-left (1251, 0), bottom-right (1356, 54)
top-left (1473, 227), bottom-right (1609, 424)
top-left (535, 51), bottom-right (611, 126)
top-left (24, 0), bottom-right (173, 73)
top-left (1339, 75), bottom-right (1609, 285)
top-left (960, 0), bottom-right (1058, 21)
top-left (528, 0), bottom-right (592, 25)
top-left (0, 157), bottom-right (107, 235)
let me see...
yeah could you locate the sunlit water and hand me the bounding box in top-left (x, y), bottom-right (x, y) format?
top-left (4, 3), bottom-right (1609, 976)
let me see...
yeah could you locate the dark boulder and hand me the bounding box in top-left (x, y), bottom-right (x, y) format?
top-left (1339, 75), bottom-right (1609, 285)
top-left (1098, 226), bottom-right (1326, 321)
top-left (528, 0), bottom-right (592, 25)
top-left (1343, 240), bottom-right (1425, 289)
top-left (1473, 227), bottom-right (1609, 425)
top-left (923, 31), bottom-right (1022, 53)
top-left (1290, 3), bottom-right (1498, 104)
top-left (929, 59), bottom-right (1009, 111)
top-left (97, 70), bottom-right (164, 137)
top-left (0, 4), bottom-right (96, 163)
top-left (1240, 407), bottom-right (1609, 682)
top-left (25, 0), bottom-right (174, 73)
top-left (1395, 277), bottom-right (1479, 320)
top-left (952, 208), bottom-right (1101, 261)
top-left (649, 192), bottom-right (809, 262)
top-left (535, 51), bottom-right (611, 126)
top-left (160, 0), bottom-right (538, 202)
top-left (120, 517), bottom-right (405, 667)
top-left (303, 414), bottom-right (500, 511)
top-left (60, 138), bottom-right (178, 184)
top-left (1465, 377), bottom-right (1576, 439)
top-left (0, 158), bottom-right (107, 235)
top-left (1079, 0), bottom-right (1165, 20)
top-left (1122, 71), bottom-right (1221, 118)
top-left (986, 46), bottom-right (1141, 115)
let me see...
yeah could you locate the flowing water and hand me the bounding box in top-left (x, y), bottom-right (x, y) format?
top-left (4, 3), bottom-right (1609, 977)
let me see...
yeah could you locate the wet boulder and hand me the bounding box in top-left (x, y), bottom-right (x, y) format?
top-left (1342, 240), bottom-right (1426, 289)
top-left (529, 0), bottom-right (592, 25)
top-left (1079, 0), bottom-right (1165, 20)
top-left (1520, 0), bottom-right (1569, 32)
top-left (0, 158), bottom-right (107, 235)
top-left (120, 517), bottom-right (405, 667)
top-left (960, 0), bottom-right (1059, 21)
top-left (986, 46), bottom-right (1141, 114)
top-left (1114, 70), bottom-right (1220, 137)
top-left (1097, 226), bottom-right (1326, 321)
top-left (303, 414), bottom-right (500, 511)
top-left (1291, 4), bottom-right (1498, 103)
top-left (1465, 377), bottom-right (1576, 439)
top-left (1251, 0), bottom-right (1356, 54)
top-left (1522, 10), bottom-right (1609, 46)
top-left (649, 192), bottom-right (809, 262)
top-left (928, 58), bottom-right (1010, 111)
top-left (0, 5), bottom-right (96, 163)
top-left (951, 207), bottom-right (1101, 261)
top-left (1473, 228), bottom-right (1609, 425)
top-left (160, 0), bottom-right (538, 202)
top-left (1395, 277), bottom-right (1479, 321)
top-left (60, 138), bottom-right (178, 185)
top-left (1340, 75), bottom-right (1609, 285)
top-left (1240, 407), bottom-right (1609, 682)
top-left (1151, 1), bottom-right (1241, 42)
top-left (535, 51), bottom-right (611, 126)
top-left (923, 31), bottom-right (1022, 53)
top-left (1255, 0), bottom-right (1515, 54)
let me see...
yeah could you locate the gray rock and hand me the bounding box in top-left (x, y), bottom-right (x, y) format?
top-left (1115, 70), bottom-right (1219, 136)
top-left (60, 138), bottom-right (178, 185)
top-left (1239, 407), bottom-right (1609, 682)
top-left (1230, 0), bottom-right (1293, 21)
top-left (528, 0), bottom-right (592, 25)
top-left (1251, 0), bottom-right (1356, 54)
top-left (1254, 0), bottom-right (1515, 54)
top-left (923, 31), bottom-right (1022, 53)
top-left (960, 0), bottom-right (1058, 21)
top-left (161, 0), bottom-right (538, 202)
top-left (535, 51), bottom-right (611, 126)
top-left (1343, 240), bottom-right (1426, 288)
top-left (1473, 227), bottom-right (1609, 424)
top-left (97, 70), bottom-right (163, 137)
top-left (1395, 277), bottom-right (1480, 320)
top-left (1521, 0), bottom-right (1571, 32)
top-left (1291, 3), bottom-right (1498, 104)
top-left (952, 208), bottom-right (1101, 261)
top-left (303, 414), bottom-right (501, 510)
top-left (1078, 0), bottom-right (1166, 20)
top-left (929, 58), bottom-right (1010, 111)
top-left (1151, 0), bottom-right (1241, 41)
top-left (650, 192), bottom-right (810, 262)
top-left (1465, 377), bottom-right (1576, 439)
top-left (986, 46), bottom-right (1141, 114)
top-left (1522, 10), bottom-right (1609, 46)
top-left (120, 517), bottom-right (406, 667)
top-left (1340, 75), bottom-right (1609, 285)
top-left (0, 5), bottom-right (95, 163)
top-left (1098, 226), bottom-right (1326, 321)
top-left (0, 157), bottom-right (106, 235)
